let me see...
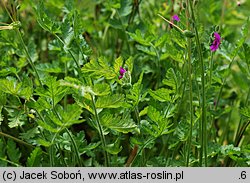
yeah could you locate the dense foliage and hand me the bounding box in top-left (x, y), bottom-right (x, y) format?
top-left (0, 0), bottom-right (250, 167)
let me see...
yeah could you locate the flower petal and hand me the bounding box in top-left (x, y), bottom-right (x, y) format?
top-left (119, 67), bottom-right (126, 75)
top-left (214, 32), bottom-right (221, 41)
top-left (210, 32), bottom-right (221, 52)
top-left (172, 15), bottom-right (180, 22)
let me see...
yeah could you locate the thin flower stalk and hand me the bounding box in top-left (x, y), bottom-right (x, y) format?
top-left (188, 0), bottom-right (207, 166)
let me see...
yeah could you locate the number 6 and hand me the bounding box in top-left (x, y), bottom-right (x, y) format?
top-left (241, 171), bottom-right (246, 179)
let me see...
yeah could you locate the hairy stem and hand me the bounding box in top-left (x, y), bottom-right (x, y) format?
top-left (17, 30), bottom-right (43, 86)
top-left (90, 94), bottom-right (110, 167)
top-left (188, 0), bottom-right (207, 166)
top-left (185, 0), bottom-right (194, 167)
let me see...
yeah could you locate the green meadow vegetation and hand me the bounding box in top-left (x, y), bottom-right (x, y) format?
top-left (0, 0), bottom-right (250, 167)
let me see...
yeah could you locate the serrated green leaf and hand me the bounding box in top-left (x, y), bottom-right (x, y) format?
top-left (59, 103), bottom-right (85, 126)
top-left (104, 138), bottom-right (123, 155)
top-left (141, 106), bottom-right (173, 137)
top-left (27, 97), bottom-right (52, 113)
top-left (231, 18), bottom-right (249, 59)
top-left (136, 45), bottom-right (156, 56)
top-left (7, 139), bottom-right (21, 163)
top-left (162, 68), bottom-right (181, 93)
top-left (125, 57), bottom-right (133, 73)
top-left (0, 91), bottom-right (7, 107)
top-left (118, 0), bottom-right (132, 17)
top-left (114, 56), bottom-right (123, 74)
top-left (109, 18), bottom-right (124, 30)
top-left (127, 29), bottom-right (154, 46)
top-left (81, 57), bottom-right (117, 79)
top-left (0, 139), bottom-right (5, 157)
top-left (34, 1), bottom-right (61, 34)
top-left (0, 139), bottom-right (7, 166)
top-left (74, 95), bottom-right (94, 114)
top-left (240, 107), bottom-right (250, 119)
top-left (139, 106), bottom-right (148, 117)
top-left (6, 109), bottom-right (26, 128)
top-left (19, 76), bottom-right (33, 100)
top-left (126, 72), bottom-right (144, 106)
top-left (93, 83), bottom-right (110, 96)
top-left (27, 147), bottom-right (42, 167)
top-left (37, 119), bottom-right (60, 133)
top-left (155, 34), bottom-right (168, 47)
top-left (0, 113), bottom-right (3, 125)
top-left (0, 67), bottom-right (17, 77)
top-left (79, 142), bottom-right (101, 155)
top-left (101, 113), bottom-right (138, 133)
top-left (170, 30), bottom-right (186, 48)
top-left (149, 88), bottom-right (171, 102)
top-left (27, 39), bottom-right (38, 63)
top-left (140, 120), bottom-right (157, 137)
top-left (176, 121), bottom-right (190, 141)
top-left (161, 43), bottom-right (184, 63)
top-left (0, 77), bottom-right (22, 95)
top-left (243, 43), bottom-right (250, 65)
top-left (8, 115), bottom-right (25, 128)
top-left (20, 127), bottom-right (39, 142)
top-left (35, 76), bottom-right (68, 106)
top-left (221, 144), bottom-right (241, 155)
top-left (36, 62), bottom-right (63, 73)
top-left (96, 94), bottom-right (125, 109)
top-left (45, 110), bottom-right (63, 127)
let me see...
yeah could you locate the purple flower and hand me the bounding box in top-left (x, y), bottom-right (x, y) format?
top-left (172, 15), bottom-right (180, 22)
top-left (210, 32), bottom-right (221, 52)
top-left (119, 67), bottom-right (126, 79)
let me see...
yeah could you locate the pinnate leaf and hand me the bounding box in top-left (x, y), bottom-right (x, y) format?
top-left (96, 94), bottom-right (126, 109)
top-left (27, 147), bottom-right (43, 167)
top-left (7, 139), bottom-right (21, 164)
top-left (82, 57), bottom-right (117, 79)
top-left (101, 113), bottom-right (138, 133)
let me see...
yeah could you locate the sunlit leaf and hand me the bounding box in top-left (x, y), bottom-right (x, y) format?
top-left (101, 113), bottom-right (138, 133)
top-left (96, 94), bottom-right (125, 109)
top-left (81, 57), bottom-right (117, 79)
top-left (149, 88), bottom-right (171, 102)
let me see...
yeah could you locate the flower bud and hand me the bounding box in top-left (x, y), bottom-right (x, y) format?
top-left (10, 21), bottom-right (21, 29)
top-left (215, 25), bottom-right (220, 32)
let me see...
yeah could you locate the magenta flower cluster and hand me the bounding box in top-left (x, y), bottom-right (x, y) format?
top-left (210, 32), bottom-right (221, 52)
top-left (119, 67), bottom-right (126, 79)
top-left (172, 15), bottom-right (180, 22)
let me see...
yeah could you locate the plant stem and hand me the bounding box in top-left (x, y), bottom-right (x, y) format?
top-left (209, 52), bottom-right (214, 86)
top-left (188, 0), bottom-right (207, 166)
top-left (0, 131), bottom-right (34, 149)
top-left (16, 30), bottom-right (43, 86)
top-left (90, 94), bottom-right (110, 167)
top-left (65, 128), bottom-right (83, 166)
top-left (130, 137), bottom-right (155, 167)
top-left (0, 157), bottom-right (22, 167)
top-left (215, 52), bottom-right (238, 111)
top-left (234, 87), bottom-right (250, 146)
top-left (157, 14), bottom-right (184, 33)
top-left (185, 0), bottom-right (193, 167)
